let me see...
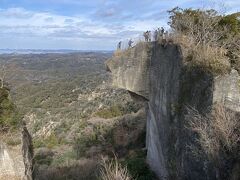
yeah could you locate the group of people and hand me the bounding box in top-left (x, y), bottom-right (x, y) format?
top-left (117, 39), bottom-right (134, 49)
top-left (117, 27), bottom-right (169, 50)
top-left (145, 27), bottom-right (168, 42)
top-left (143, 31), bottom-right (152, 42)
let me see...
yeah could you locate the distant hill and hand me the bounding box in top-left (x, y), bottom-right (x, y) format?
top-left (0, 49), bottom-right (113, 55)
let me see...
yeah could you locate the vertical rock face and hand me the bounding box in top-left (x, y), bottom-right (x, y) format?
top-left (0, 141), bottom-right (24, 180)
top-left (106, 42), bottom-right (240, 179)
top-left (213, 69), bottom-right (240, 111)
top-left (0, 126), bottom-right (34, 180)
top-left (106, 42), bottom-right (151, 99)
top-left (107, 42), bottom-right (183, 179)
top-left (146, 43), bottom-right (182, 179)
top-left (22, 125), bottom-right (34, 180)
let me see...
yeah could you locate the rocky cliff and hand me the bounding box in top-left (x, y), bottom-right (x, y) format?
top-left (106, 42), bottom-right (240, 180)
top-left (0, 141), bottom-right (24, 180)
top-left (0, 126), bottom-right (34, 180)
top-left (22, 124), bottom-right (34, 180)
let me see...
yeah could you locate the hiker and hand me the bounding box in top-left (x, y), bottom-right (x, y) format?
top-left (161, 27), bottom-right (164, 36)
top-left (143, 31), bottom-right (148, 41)
top-left (128, 39), bottom-right (133, 48)
top-left (117, 41), bottom-right (122, 50)
top-left (147, 31), bottom-right (151, 42)
top-left (154, 29), bottom-right (158, 41)
top-left (164, 31), bottom-right (169, 39)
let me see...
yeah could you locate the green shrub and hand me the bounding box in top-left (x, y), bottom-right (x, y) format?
top-left (33, 139), bottom-right (46, 148)
top-left (51, 151), bottom-right (76, 167)
top-left (35, 148), bottom-right (54, 166)
top-left (0, 87), bottom-right (21, 130)
top-left (95, 105), bottom-right (123, 119)
top-left (5, 137), bottom-right (21, 146)
top-left (122, 152), bottom-right (156, 180)
top-left (46, 134), bottom-right (59, 149)
top-left (33, 134), bottom-right (59, 149)
top-left (73, 135), bottom-right (99, 159)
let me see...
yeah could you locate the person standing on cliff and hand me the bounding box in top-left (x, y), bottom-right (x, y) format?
top-left (154, 29), bottom-right (158, 41)
top-left (159, 27), bottom-right (164, 40)
top-left (161, 27), bottom-right (164, 35)
top-left (147, 31), bottom-right (152, 42)
top-left (128, 39), bottom-right (133, 48)
top-left (164, 31), bottom-right (169, 40)
top-left (117, 41), bottom-right (122, 50)
top-left (143, 31), bottom-right (148, 41)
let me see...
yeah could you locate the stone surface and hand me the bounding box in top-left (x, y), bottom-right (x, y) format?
top-left (213, 69), bottom-right (240, 112)
top-left (0, 142), bottom-right (24, 180)
top-left (106, 42), bottom-right (151, 99)
top-left (107, 42), bottom-right (183, 179)
top-left (22, 125), bottom-right (34, 180)
top-left (106, 41), bottom-right (240, 180)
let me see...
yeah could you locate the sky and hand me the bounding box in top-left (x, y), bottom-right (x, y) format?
top-left (0, 0), bottom-right (239, 50)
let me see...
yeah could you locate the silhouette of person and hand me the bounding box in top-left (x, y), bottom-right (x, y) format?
top-left (147, 31), bottom-right (152, 42)
top-left (117, 41), bottom-right (122, 50)
top-left (128, 39), bottom-right (134, 48)
top-left (154, 30), bottom-right (158, 41)
top-left (161, 27), bottom-right (164, 35)
top-left (143, 31), bottom-right (148, 41)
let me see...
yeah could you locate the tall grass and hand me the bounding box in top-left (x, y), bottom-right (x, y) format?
top-left (100, 157), bottom-right (133, 180)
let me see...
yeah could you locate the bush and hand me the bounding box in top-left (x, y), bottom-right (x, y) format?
top-left (0, 87), bottom-right (21, 130)
top-left (168, 7), bottom-right (239, 75)
top-left (186, 104), bottom-right (240, 178)
top-left (95, 105), bottom-right (123, 119)
top-left (100, 157), bottom-right (132, 180)
top-left (35, 159), bottom-right (98, 180)
top-left (73, 135), bottom-right (99, 159)
top-left (34, 148), bottom-right (54, 166)
top-left (122, 151), bottom-right (155, 180)
top-left (33, 134), bottom-right (59, 149)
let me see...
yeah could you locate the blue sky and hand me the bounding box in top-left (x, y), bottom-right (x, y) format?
top-left (0, 0), bottom-right (239, 50)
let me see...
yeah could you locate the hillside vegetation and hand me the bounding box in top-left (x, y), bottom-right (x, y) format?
top-left (0, 52), bottom-right (153, 179)
top-left (0, 7), bottom-right (239, 180)
top-left (169, 7), bottom-right (240, 179)
top-left (168, 7), bottom-right (240, 74)
top-left (0, 87), bottom-right (21, 131)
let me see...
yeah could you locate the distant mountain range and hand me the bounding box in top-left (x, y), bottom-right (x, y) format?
top-left (0, 49), bottom-right (113, 54)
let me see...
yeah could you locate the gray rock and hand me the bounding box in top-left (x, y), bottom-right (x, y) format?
top-left (22, 125), bottom-right (34, 180)
top-left (213, 69), bottom-right (240, 112)
top-left (0, 141), bottom-right (24, 180)
top-left (106, 42), bottom-right (240, 180)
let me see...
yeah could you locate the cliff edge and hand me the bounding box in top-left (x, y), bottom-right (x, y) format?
top-left (106, 41), bottom-right (240, 180)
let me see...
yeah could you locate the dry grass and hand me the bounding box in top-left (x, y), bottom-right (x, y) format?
top-left (100, 156), bottom-right (133, 180)
top-left (35, 158), bottom-right (98, 180)
top-left (0, 175), bottom-right (22, 180)
top-left (186, 104), bottom-right (240, 162)
top-left (0, 130), bottom-right (22, 146)
top-left (170, 9), bottom-right (232, 75)
top-left (174, 33), bottom-right (230, 74)
top-left (114, 50), bottom-right (124, 57)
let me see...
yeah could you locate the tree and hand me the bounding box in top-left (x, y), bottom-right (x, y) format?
top-left (167, 7), bottom-right (240, 74)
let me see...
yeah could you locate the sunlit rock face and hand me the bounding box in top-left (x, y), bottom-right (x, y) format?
top-left (107, 42), bottom-right (183, 179)
top-left (106, 42), bottom-right (151, 99)
top-left (213, 69), bottom-right (240, 112)
top-left (106, 41), bottom-right (240, 180)
top-left (0, 142), bottom-right (24, 180)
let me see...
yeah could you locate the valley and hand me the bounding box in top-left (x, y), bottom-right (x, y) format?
top-left (0, 52), bottom-right (149, 179)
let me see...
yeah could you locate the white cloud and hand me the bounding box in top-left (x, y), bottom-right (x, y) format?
top-left (0, 7), bottom-right (167, 49)
top-left (0, 8), bottom-right (109, 37)
top-left (1, 0), bottom-right (238, 49)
